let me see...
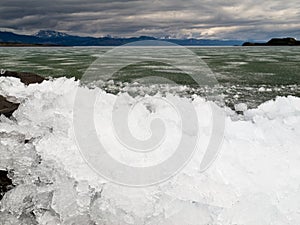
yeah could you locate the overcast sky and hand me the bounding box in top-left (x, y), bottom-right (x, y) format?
top-left (1, 0), bottom-right (300, 40)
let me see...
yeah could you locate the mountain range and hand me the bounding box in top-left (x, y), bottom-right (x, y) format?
top-left (0, 30), bottom-right (244, 46)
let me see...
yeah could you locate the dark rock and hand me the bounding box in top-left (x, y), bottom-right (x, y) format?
top-left (0, 95), bottom-right (19, 117)
top-left (0, 170), bottom-right (13, 201)
top-left (1, 70), bottom-right (45, 85)
top-left (0, 70), bottom-right (44, 117)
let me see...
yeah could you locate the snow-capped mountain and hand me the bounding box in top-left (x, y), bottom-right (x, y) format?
top-left (0, 30), bottom-right (244, 46)
top-left (34, 30), bottom-right (70, 38)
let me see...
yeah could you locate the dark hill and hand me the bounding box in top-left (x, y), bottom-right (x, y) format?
top-left (243, 37), bottom-right (300, 46)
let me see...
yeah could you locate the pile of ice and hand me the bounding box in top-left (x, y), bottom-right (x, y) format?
top-left (0, 77), bottom-right (300, 225)
top-left (91, 79), bottom-right (300, 109)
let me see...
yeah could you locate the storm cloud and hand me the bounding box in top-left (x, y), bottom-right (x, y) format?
top-left (1, 0), bottom-right (300, 40)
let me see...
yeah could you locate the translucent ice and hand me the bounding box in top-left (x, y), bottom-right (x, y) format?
top-left (0, 77), bottom-right (300, 224)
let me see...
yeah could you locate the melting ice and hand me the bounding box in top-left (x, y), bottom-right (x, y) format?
top-left (0, 77), bottom-right (300, 225)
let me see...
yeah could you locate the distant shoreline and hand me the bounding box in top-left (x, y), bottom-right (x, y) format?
top-left (0, 42), bottom-right (64, 47)
top-left (2, 38), bottom-right (300, 47)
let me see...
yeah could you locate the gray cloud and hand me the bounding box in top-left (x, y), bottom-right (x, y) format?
top-left (0, 0), bottom-right (300, 40)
